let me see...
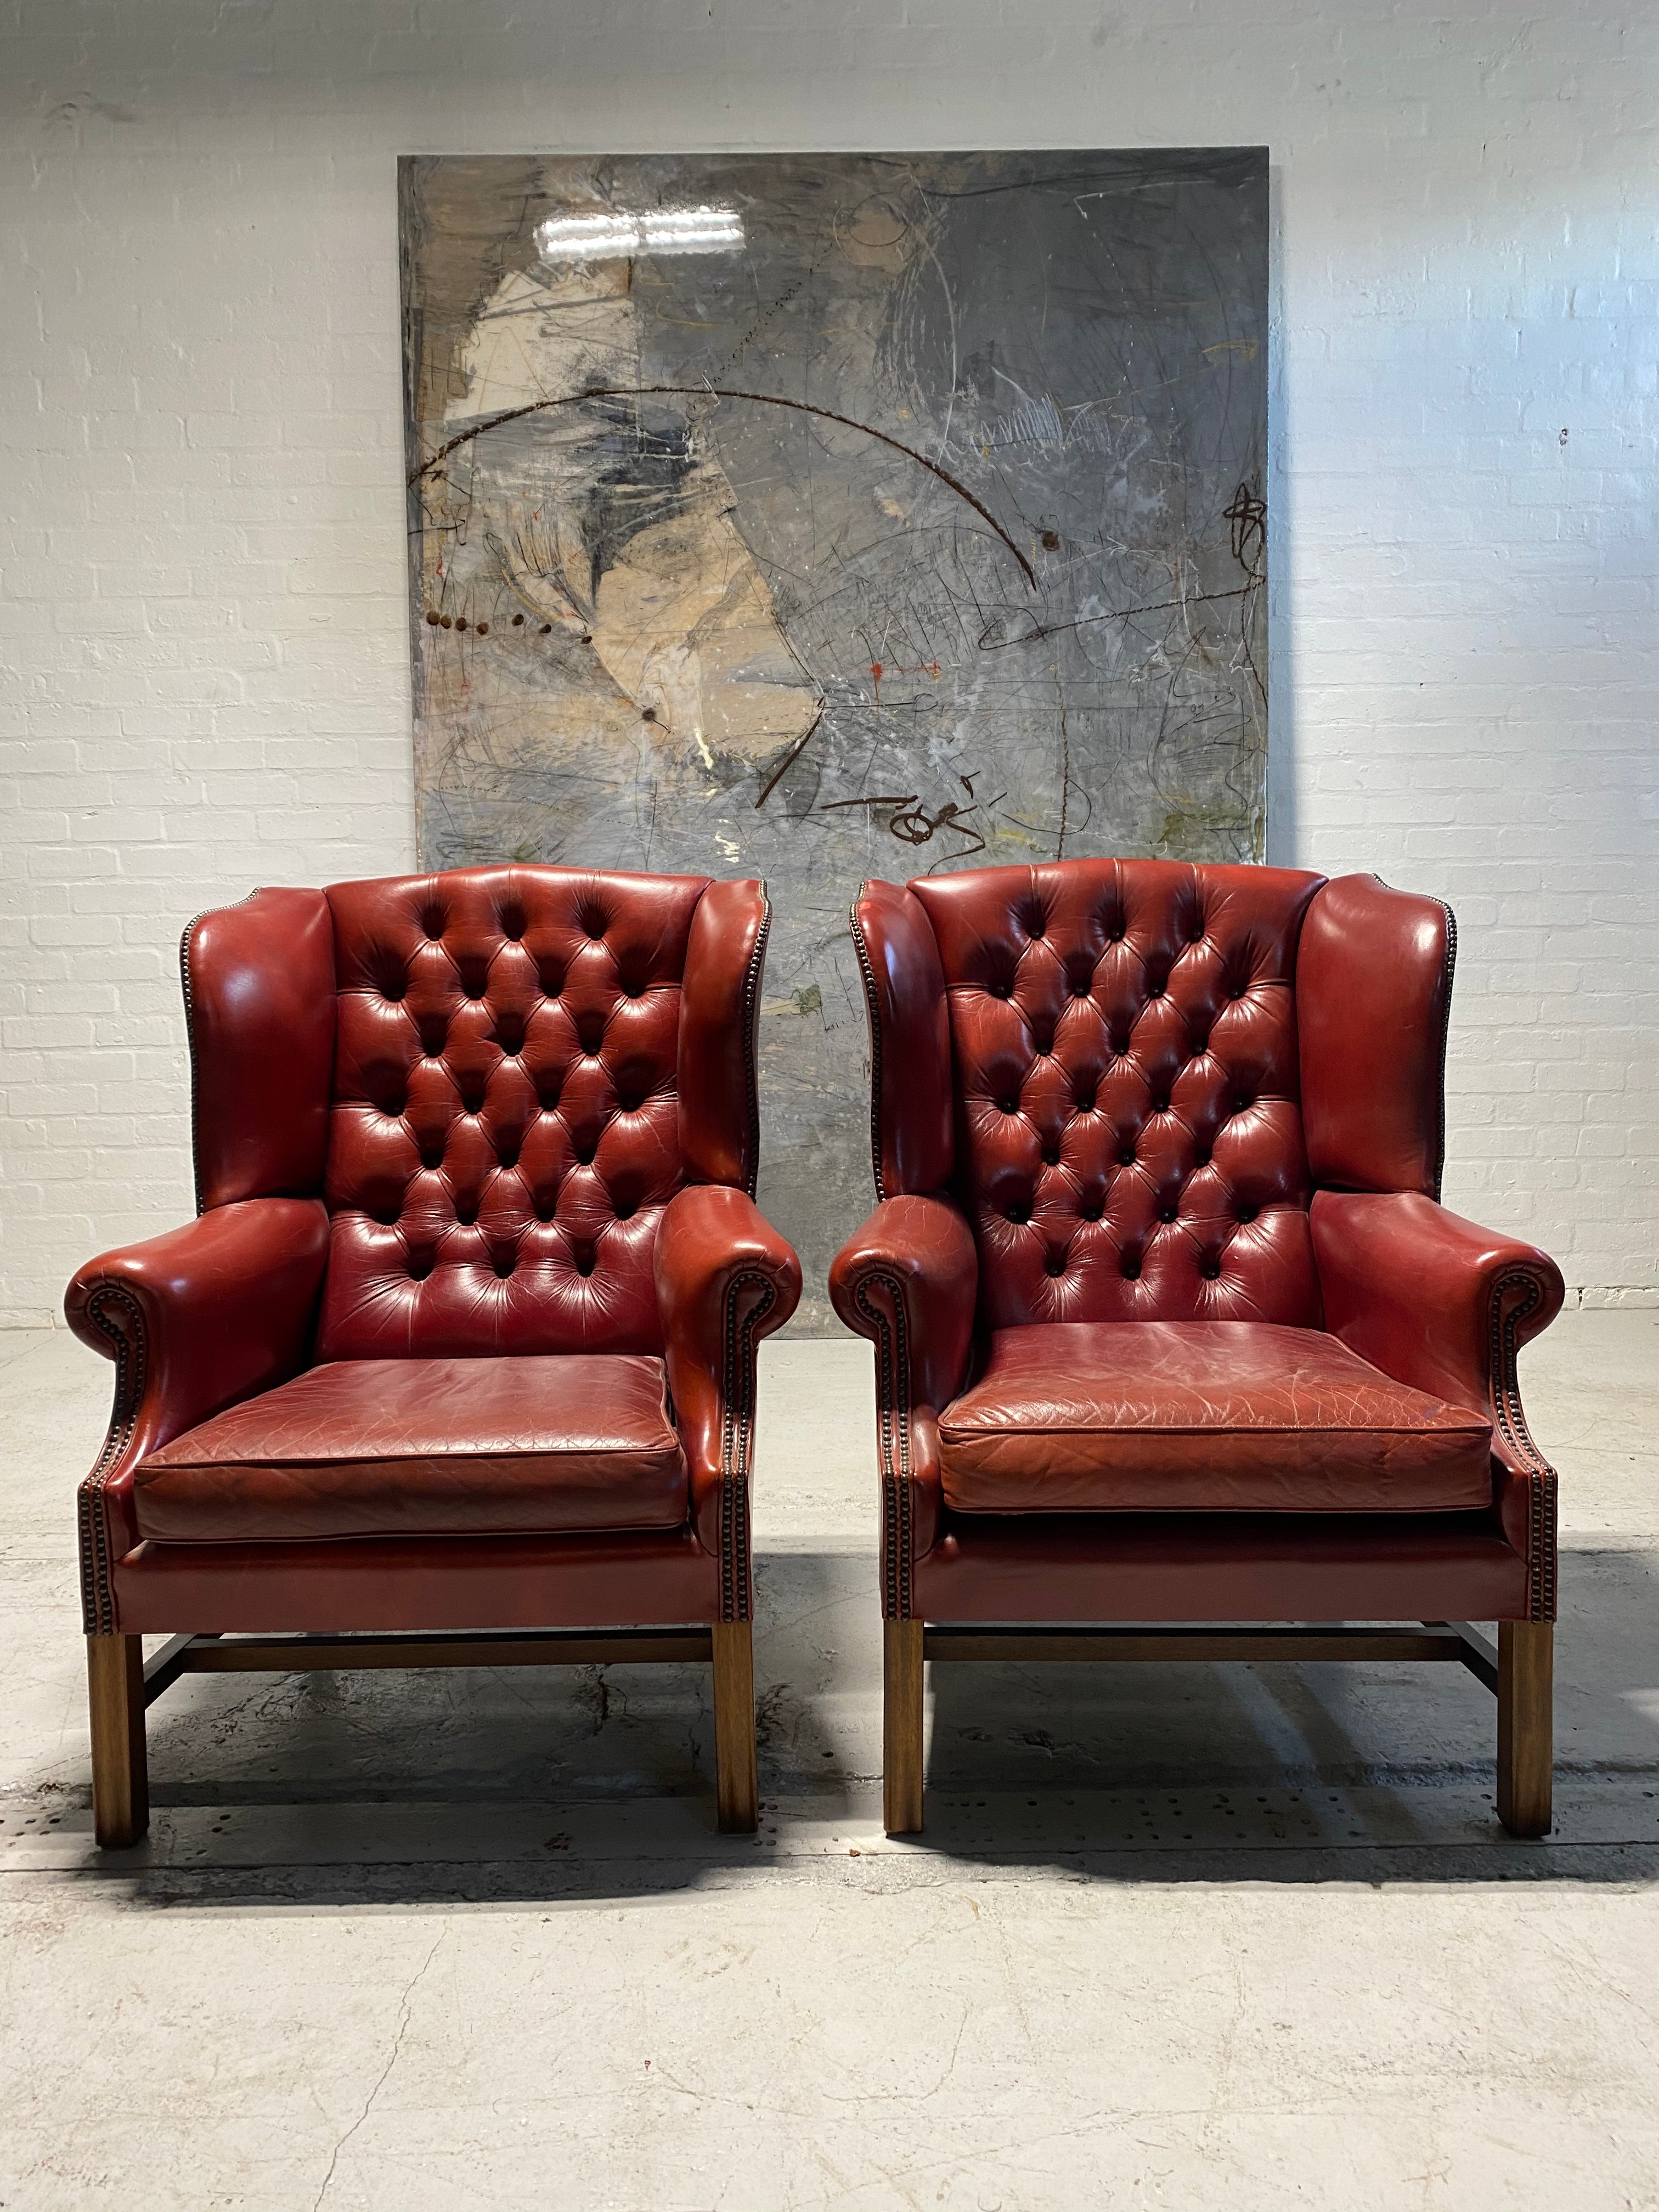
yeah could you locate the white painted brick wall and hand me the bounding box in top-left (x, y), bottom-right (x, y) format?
top-left (2, 0), bottom-right (1655, 1324)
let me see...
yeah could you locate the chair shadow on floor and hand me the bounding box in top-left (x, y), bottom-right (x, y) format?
top-left (50, 1543), bottom-right (1659, 1906)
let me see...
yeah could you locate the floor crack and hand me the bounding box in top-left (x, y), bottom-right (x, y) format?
top-left (311, 1927), bottom-right (444, 2209)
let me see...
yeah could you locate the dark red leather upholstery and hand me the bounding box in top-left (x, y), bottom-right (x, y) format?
top-left (1313, 1188), bottom-right (1564, 1616)
top-left (914, 1513), bottom-right (1531, 1624)
top-left (1299, 873), bottom-right (1453, 1197)
top-left (112, 1527), bottom-right (722, 1635)
top-left (656, 1182), bottom-right (804, 1615)
top-left (183, 888), bottom-right (336, 1212)
top-left (67, 864), bottom-right (800, 1638)
top-left (833, 856), bottom-right (1562, 1628)
top-left (907, 860), bottom-right (1325, 1328)
top-left (133, 1355), bottom-right (687, 1543)
top-left (318, 867), bottom-right (708, 1360)
top-left (938, 1321), bottom-right (1494, 1514)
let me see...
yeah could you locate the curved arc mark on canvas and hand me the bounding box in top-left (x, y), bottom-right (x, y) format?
top-left (410, 384), bottom-right (1039, 591)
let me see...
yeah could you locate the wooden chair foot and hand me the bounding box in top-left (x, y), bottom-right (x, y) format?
top-left (87, 1634), bottom-right (148, 1848)
top-left (712, 1620), bottom-right (758, 1833)
top-left (884, 1618), bottom-right (924, 1835)
top-left (1498, 1620), bottom-right (1553, 1837)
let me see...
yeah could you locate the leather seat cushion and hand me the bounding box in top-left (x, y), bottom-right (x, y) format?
top-left (938, 1322), bottom-right (1494, 1514)
top-left (133, 1355), bottom-right (687, 1542)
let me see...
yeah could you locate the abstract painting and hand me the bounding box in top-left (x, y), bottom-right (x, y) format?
top-left (399, 149), bottom-right (1268, 1314)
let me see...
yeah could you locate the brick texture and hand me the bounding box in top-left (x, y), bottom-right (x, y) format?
top-left (2, 0), bottom-right (1655, 1324)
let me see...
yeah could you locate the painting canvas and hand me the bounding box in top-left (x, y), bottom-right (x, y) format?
top-left (399, 149), bottom-right (1268, 1316)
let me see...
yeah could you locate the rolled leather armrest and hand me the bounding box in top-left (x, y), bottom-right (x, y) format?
top-left (828, 1194), bottom-right (978, 1603)
top-left (1312, 1188), bottom-right (1565, 1616)
top-left (65, 1197), bottom-right (331, 1633)
top-left (654, 1183), bottom-right (802, 1610)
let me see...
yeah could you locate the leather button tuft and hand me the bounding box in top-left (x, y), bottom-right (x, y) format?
top-left (990, 979), bottom-right (1011, 1000)
top-left (1158, 1204), bottom-right (1177, 1223)
top-left (573, 1248), bottom-right (596, 1277)
top-left (1121, 1254), bottom-right (1141, 1279)
top-left (1234, 1094), bottom-right (1253, 1113)
top-left (1118, 1147), bottom-right (1136, 1167)
top-left (1200, 1257), bottom-right (1222, 1279)
top-left (614, 1200), bottom-right (637, 1221)
top-left (1071, 975), bottom-right (1092, 998)
top-left (1191, 1033), bottom-right (1209, 1054)
top-left (999, 1096), bottom-right (1019, 1115)
top-left (1152, 1096), bottom-right (1170, 1114)
top-left (497, 1145), bottom-right (520, 1171)
top-left (1237, 1203), bottom-right (1259, 1223)
top-left (1194, 1146), bottom-right (1212, 1167)
top-left (1147, 980), bottom-right (1165, 999)
top-left (500, 910), bottom-right (524, 942)
top-left (1080, 1199), bottom-right (1103, 1221)
top-left (455, 1206), bottom-right (477, 1227)
top-left (1075, 1091), bottom-right (1096, 1113)
top-left (407, 1251), bottom-right (434, 1282)
top-left (1045, 1251), bottom-right (1066, 1277)
top-left (1006, 1203), bottom-right (1030, 1224)
top-left (1188, 918), bottom-right (1205, 944)
top-left (493, 1251), bottom-right (517, 1280)
top-left (1042, 1145), bottom-right (1060, 1166)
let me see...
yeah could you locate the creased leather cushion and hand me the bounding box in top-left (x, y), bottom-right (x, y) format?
top-left (133, 1355), bottom-right (687, 1542)
top-left (938, 1322), bottom-right (1493, 1514)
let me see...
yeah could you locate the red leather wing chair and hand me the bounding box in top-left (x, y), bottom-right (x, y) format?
top-left (830, 861), bottom-right (1563, 1837)
top-left (68, 865), bottom-right (801, 1846)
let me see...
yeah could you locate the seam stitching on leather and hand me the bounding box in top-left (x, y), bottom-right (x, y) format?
top-left (1487, 1265), bottom-right (1558, 1622)
top-left (77, 1283), bottom-right (147, 1637)
top-left (179, 889), bottom-right (261, 1219)
top-left (848, 893), bottom-right (886, 1201)
top-left (719, 1267), bottom-right (775, 1622)
top-left (738, 896), bottom-right (770, 1201)
top-left (853, 1269), bottom-right (912, 1618)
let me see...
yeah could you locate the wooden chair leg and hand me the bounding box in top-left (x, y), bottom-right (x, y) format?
top-left (87, 1634), bottom-right (148, 1848)
top-left (884, 1617), bottom-right (924, 1835)
top-left (1498, 1620), bottom-right (1553, 1837)
top-left (711, 1620), bottom-right (758, 1833)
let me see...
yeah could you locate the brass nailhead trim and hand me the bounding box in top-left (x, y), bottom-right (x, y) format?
top-left (77, 1283), bottom-right (147, 1637)
top-left (1488, 1265), bottom-right (1559, 1622)
top-left (853, 1269), bottom-right (913, 1620)
top-left (719, 1268), bottom-right (776, 1623)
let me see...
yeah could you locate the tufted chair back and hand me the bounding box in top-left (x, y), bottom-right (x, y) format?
top-left (182, 866), bottom-right (769, 1359)
top-left (853, 859), bottom-right (1454, 1334)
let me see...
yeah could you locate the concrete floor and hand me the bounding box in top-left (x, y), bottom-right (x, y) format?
top-left (2, 1312), bottom-right (1658, 2210)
